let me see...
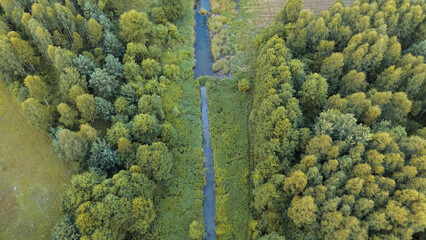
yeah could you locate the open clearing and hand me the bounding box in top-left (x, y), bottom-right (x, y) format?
top-left (0, 81), bottom-right (73, 239)
top-left (243, 0), bottom-right (355, 26)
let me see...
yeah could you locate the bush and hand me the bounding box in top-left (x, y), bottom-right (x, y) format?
top-left (238, 79), bottom-right (250, 92)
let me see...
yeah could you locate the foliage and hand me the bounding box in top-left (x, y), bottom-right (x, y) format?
top-left (250, 1), bottom-right (426, 239)
top-left (205, 77), bottom-right (251, 239)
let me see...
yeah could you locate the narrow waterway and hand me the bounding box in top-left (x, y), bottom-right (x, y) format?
top-left (194, 0), bottom-right (216, 239)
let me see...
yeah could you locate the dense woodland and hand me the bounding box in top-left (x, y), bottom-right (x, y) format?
top-left (0, 0), bottom-right (425, 239)
top-left (250, 0), bottom-right (425, 239)
top-left (0, 0), bottom-right (206, 239)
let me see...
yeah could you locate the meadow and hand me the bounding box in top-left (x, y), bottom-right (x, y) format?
top-left (0, 81), bottom-right (73, 239)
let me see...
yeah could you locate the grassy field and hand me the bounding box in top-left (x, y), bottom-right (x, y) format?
top-left (245, 0), bottom-right (355, 27)
top-left (205, 77), bottom-right (251, 240)
top-left (0, 81), bottom-right (73, 239)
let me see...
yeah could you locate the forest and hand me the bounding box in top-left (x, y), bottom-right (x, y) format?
top-left (249, 0), bottom-right (425, 239)
top-left (0, 0), bottom-right (424, 239)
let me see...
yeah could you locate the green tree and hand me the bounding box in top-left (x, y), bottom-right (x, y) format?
top-left (119, 10), bottom-right (152, 44)
top-left (275, 0), bottom-right (302, 24)
top-left (24, 75), bottom-right (49, 104)
top-left (107, 122), bottom-right (131, 146)
top-left (132, 113), bottom-right (158, 144)
top-left (104, 54), bottom-right (123, 79)
top-left (189, 220), bottom-right (205, 240)
top-left (288, 196), bottom-right (318, 228)
top-left (159, 0), bottom-right (184, 22)
top-left (320, 52), bottom-right (344, 92)
top-left (89, 68), bottom-right (118, 99)
top-left (76, 93), bottom-right (95, 122)
top-left (136, 142), bottom-right (172, 181)
top-left (138, 94), bottom-right (164, 121)
top-left (103, 31), bottom-right (124, 58)
top-left (21, 97), bottom-right (52, 130)
top-left (141, 58), bottom-right (161, 79)
top-left (73, 54), bottom-right (97, 77)
top-left (88, 138), bottom-right (117, 171)
top-left (87, 18), bottom-right (102, 47)
top-left (57, 103), bottom-right (78, 127)
top-left (258, 232), bottom-right (286, 240)
top-left (50, 215), bottom-right (81, 240)
top-left (299, 73), bottom-right (328, 121)
top-left (55, 128), bottom-right (89, 166)
top-left (10, 37), bottom-right (39, 72)
top-left (340, 70), bottom-right (367, 96)
top-left (59, 67), bottom-right (87, 101)
top-left (94, 97), bottom-right (114, 121)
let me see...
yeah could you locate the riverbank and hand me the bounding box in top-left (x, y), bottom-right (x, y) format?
top-left (152, 0), bottom-right (205, 238)
top-left (206, 77), bottom-right (251, 239)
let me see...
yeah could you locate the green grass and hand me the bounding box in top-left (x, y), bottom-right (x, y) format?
top-left (205, 77), bottom-right (251, 240)
top-left (0, 80), bottom-right (73, 240)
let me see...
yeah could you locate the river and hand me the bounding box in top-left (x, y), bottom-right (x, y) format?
top-left (194, 0), bottom-right (216, 239)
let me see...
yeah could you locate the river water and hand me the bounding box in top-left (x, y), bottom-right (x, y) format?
top-left (194, 0), bottom-right (216, 239)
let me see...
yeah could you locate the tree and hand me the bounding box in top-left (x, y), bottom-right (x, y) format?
top-left (103, 31), bottom-right (124, 57)
top-left (89, 68), bottom-right (118, 99)
top-left (72, 54), bottom-right (97, 77)
top-left (0, 34), bottom-right (26, 76)
top-left (141, 58), bottom-right (161, 79)
top-left (57, 103), bottom-right (78, 127)
top-left (299, 73), bottom-right (328, 121)
top-left (60, 169), bottom-right (155, 239)
top-left (21, 97), bottom-right (52, 130)
top-left (55, 128), bottom-right (88, 166)
top-left (189, 220), bottom-right (205, 240)
top-left (76, 94), bottom-right (95, 122)
top-left (88, 138), bottom-right (117, 171)
top-left (370, 92), bottom-right (412, 124)
top-left (10, 37), bottom-right (39, 72)
top-left (341, 70), bottom-right (367, 96)
top-left (123, 61), bottom-right (143, 82)
top-left (288, 196), bottom-right (318, 228)
top-left (132, 113), bottom-right (158, 144)
top-left (50, 215), bottom-right (81, 240)
top-left (374, 66), bottom-right (402, 91)
top-left (87, 18), bottom-right (102, 47)
top-left (275, 0), bottom-right (303, 24)
top-left (258, 232), bottom-right (286, 240)
top-left (107, 122), bottom-right (131, 146)
top-left (238, 79), bottom-right (251, 92)
top-left (59, 67), bottom-right (87, 100)
top-left (104, 54), bottom-right (123, 79)
top-left (159, 0), bottom-right (184, 22)
top-left (284, 170), bottom-right (308, 195)
top-left (320, 52), bottom-right (344, 92)
top-left (24, 75), bottom-right (49, 104)
top-left (119, 10), bottom-right (152, 44)
top-left (314, 110), bottom-right (371, 151)
top-left (47, 45), bottom-right (73, 73)
top-left (78, 123), bottom-right (98, 143)
top-left (68, 85), bottom-right (86, 104)
top-left (94, 97), bottom-right (114, 121)
top-left (136, 142), bottom-right (172, 181)
top-left (138, 94), bottom-right (164, 121)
